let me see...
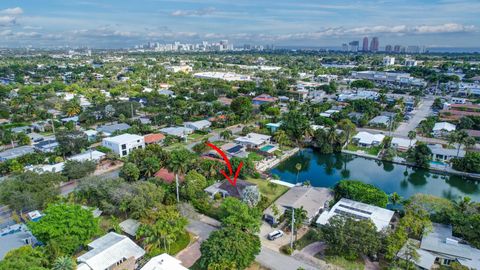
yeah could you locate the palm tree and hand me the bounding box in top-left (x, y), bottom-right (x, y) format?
top-left (274, 130), bottom-right (289, 148)
top-left (295, 163), bottom-right (302, 183)
top-left (448, 130), bottom-right (470, 159)
top-left (219, 129), bottom-right (233, 140)
top-left (455, 196), bottom-right (472, 214)
top-left (52, 256), bottom-right (76, 270)
top-left (408, 130), bottom-right (416, 147)
top-left (389, 192), bottom-right (402, 206)
top-left (338, 119), bottom-right (356, 145)
top-left (167, 149), bottom-right (193, 202)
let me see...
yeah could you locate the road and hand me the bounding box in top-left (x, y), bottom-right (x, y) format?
top-left (395, 98), bottom-right (433, 136)
top-left (257, 246), bottom-right (329, 270)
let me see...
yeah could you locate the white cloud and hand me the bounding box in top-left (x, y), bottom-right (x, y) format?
top-left (0, 7), bottom-right (23, 15)
top-left (0, 16), bottom-right (16, 26)
top-left (171, 7), bottom-right (216, 17)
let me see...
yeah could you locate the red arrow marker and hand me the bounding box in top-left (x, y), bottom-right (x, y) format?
top-left (206, 142), bottom-right (243, 186)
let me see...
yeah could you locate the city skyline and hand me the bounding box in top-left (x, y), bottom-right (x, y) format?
top-left (0, 0), bottom-right (479, 48)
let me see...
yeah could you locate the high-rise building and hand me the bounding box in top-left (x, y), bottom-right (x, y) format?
top-left (385, 45), bottom-right (392, 52)
top-left (362, 37), bottom-right (369, 51)
top-left (370, 37), bottom-right (379, 52)
top-left (342, 43), bottom-right (349, 52)
top-left (393, 45), bottom-right (401, 53)
top-left (349, 41), bottom-right (359, 52)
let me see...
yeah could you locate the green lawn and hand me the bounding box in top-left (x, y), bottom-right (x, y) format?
top-left (322, 256), bottom-right (365, 270)
top-left (248, 152), bottom-right (264, 162)
top-left (345, 143), bottom-right (381, 156)
top-left (294, 228), bottom-right (322, 250)
top-left (246, 178), bottom-right (289, 208)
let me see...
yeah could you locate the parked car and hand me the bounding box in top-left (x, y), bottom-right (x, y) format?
top-left (267, 230), bottom-right (284, 240)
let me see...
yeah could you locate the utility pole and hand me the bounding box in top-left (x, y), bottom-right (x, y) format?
top-left (290, 207), bottom-right (295, 249)
top-left (51, 118), bottom-right (56, 135)
top-left (131, 103), bottom-right (134, 118)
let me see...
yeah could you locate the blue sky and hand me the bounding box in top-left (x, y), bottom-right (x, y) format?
top-left (0, 0), bottom-right (479, 48)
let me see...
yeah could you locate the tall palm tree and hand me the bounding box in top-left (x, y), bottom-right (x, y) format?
top-left (338, 119), bottom-right (356, 145)
top-left (408, 130), bottom-right (416, 147)
top-left (448, 130), bottom-right (470, 159)
top-left (52, 256), bottom-right (76, 270)
top-left (455, 196), bottom-right (472, 214)
top-left (219, 129), bottom-right (233, 141)
top-left (295, 163), bottom-right (302, 183)
top-left (274, 130), bottom-right (289, 148)
top-left (389, 192), bottom-right (402, 206)
top-left (167, 149), bottom-right (193, 202)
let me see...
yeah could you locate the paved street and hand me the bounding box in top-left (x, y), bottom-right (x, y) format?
top-left (395, 98), bottom-right (433, 136)
top-left (257, 246), bottom-right (332, 270)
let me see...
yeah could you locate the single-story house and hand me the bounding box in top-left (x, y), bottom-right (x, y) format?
top-left (11, 126), bottom-right (32, 134)
top-left (0, 146), bottom-right (35, 162)
top-left (144, 133), bottom-right (165, 145)
top-left (428, 144), bottom-right (465, 162)
top-left (0, 224), bottom-right (37, 259)
top-left (119, 219), bottom-right (140, 238)
top-left (220, 143), bottom-right (248, 158)
top-left (234, 133), bottom-right (271, 148)
top-left (61, 116), bottom-right (79, 124)
top-left (264, 186), bottom-right (333, 225)
top-left (368, 115), bottom-right (391, 127)
top-left (184, 120), bottom-right (211, 131)
top-left (77, 232), bottom-right (145, 270)
top-left (266, 122), bottom-right (282, 133)
top-left (97, 123), bottom-right (131, 136)
top-left (69, 150), bottom-right (106, 163)
top-left (432, 122), bottom-right (456, 137)
top-left (319, 109), bottom-right (340, 118)
top-left (397, 223), bottom-right (480, 269)
top-left (141, 253), bottom-right (188, 270)
top-left (83, 130), bottom-right (99, 141)
top-left (204, 179), bottom-right (258, 200)
top-left (34, 139), bottom-right (59, 153)
top-left (391, 137), bottom-right (416, 151)
top-left (154, 168), bottom-right (184, 184)
top-left (465, 129), bottom-right (480, 140)
top-left (159, 127), bottom-right (193, 137)
top-left (252, 94), bottom-right (277, 105)
top-left (316, 198), bottom-right (395, 232)
top-left (352, 132), bottom-right (385, 147)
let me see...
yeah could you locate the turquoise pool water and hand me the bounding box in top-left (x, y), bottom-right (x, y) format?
top-left (260, 145), bottom-right (275, 152)
top-left (430, 160), bottom-right (446, 166)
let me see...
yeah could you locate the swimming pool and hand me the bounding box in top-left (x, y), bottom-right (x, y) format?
top-left (430, 160), bottom-right (446, 166)
top-left (260, 144), bottom-right (276, 152)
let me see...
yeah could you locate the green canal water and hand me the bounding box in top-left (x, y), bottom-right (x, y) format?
top-left (270, 148), bottom-right (480, 201)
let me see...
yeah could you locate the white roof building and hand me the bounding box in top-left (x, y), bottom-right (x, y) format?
top-left (316, 198), bottom-right (394, 232)
top-left (159, 126), bottom-right (193, 137)
top-left (433, 122), bottom-right (456, 132)
top-left (234, 133), bottom-right (271, 147)
top-left (352, 131), bottom-right (385, 147)
top-left (391, 137), bottom-right (416, 150)
top-left (184, 120), bottom-right (211, 131)
top-left (77, 232), bottom-right (145, 270)
top-left (141, 253), bottom-right (189, 270)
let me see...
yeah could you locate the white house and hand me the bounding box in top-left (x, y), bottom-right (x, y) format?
top-left (316, 198), bottom-right (395, 232)
top-left (428, 144), bottom-right (465, 162)
top-left (352, 132), bottom-right (385, 147)
top-left (141, 253), bottom-right (189, 270)
top-left (391, 137), bottom-right (416, 151)
top-left (160, 127), bottom-right (193, 137)
top-left (234, 133), bottom-right (271, 148)
top-left (432, 122), bottom-right (456, 137)
top-left (184, 120), bottom-right (211, 131)
top-left (77, 232), bottom-right (145, 270)
top-left (102, 134), bottom-right (145, 157)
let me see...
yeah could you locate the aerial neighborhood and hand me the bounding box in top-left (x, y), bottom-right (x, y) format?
top-left (1, 4), bottom-right (480, 270)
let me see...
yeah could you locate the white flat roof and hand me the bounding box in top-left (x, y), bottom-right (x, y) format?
top-left (316, 198), bottom-right (394, 232)
top-left (353, 131), bottom-right (385, 145)
top-left (234, 132), bottom-right (271, 146)
top-left (103, 134), bottom-right (143, 144)
top-left (141, 253), bottom-right (188, 270)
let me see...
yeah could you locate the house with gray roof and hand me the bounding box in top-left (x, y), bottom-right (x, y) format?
top-left (368, 115), bottom-right (391, 127)
top-left (159, 126), bottom-right (193, 137)
top-left (264, 186), bottom-right (333, 225)
top-left (204, 179), bottom-right (258, 201)
top-left (397, 223), bottom-right (480, 269)
top-left (96, 123), bottom-right (131, 136)
top-left (0, 146), bottom-right (35, 161)
top-left (0, 224), bottom-right (37, 260)
top-left (428, 144), bottom-right (465, 162)
top-left (184, 120), bottom-right (211, 131)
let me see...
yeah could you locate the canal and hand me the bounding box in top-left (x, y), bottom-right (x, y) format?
top-left (270, 148), bottom-right (480, 201)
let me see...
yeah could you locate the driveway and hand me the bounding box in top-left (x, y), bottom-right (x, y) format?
top-left (176, 217), bottom-right (219, 267)
top-left (257, 246), bottom-right (335, 270)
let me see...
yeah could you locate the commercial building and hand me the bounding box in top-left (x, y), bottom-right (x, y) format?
top-left (102, 134), bottom-right (145, 157)
top-left (362, 37), bottom-right (369, 51)
top-left (370, 37), bottom-right (379, 52)
top-left (351, 71), bottom-right (427, 87)
top-left (383, 56), bottom-right (395, 66)
top-left (193, 72), bottom-right (251, 81)
top-left (316, 198), bottom-right (395, 232)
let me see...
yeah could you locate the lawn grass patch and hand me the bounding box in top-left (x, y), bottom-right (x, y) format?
top-left (322, 255), bottom-right (365, 270)
top-left (246, 178), bottom-right (289, 208)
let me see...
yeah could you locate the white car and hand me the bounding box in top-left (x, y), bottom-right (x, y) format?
top-left (267, 230), bottom-right (284, 240)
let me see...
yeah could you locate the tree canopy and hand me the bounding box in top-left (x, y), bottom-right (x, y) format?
top-left (334, 180), bottom-right (389, 207)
